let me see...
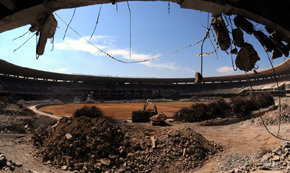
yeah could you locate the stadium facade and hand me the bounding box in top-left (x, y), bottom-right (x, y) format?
top-left (0, 59), bottom-right (290, 101)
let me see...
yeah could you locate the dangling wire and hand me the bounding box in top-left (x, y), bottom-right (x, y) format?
top-left (13, 30), bottom-right (30, 41)
top-left (126, 1), bottom-right (132, 59)
top-left (13, 32), bottom-right (36, 52)
top-left (54, 13), bottom-right (204, 64)
top-left (237, 57), bottom-right (289, 141)
top-left (254, 64), bottom-right (259, 70)
top-left (168, 1), bottom-right (170, 14)
top-left (63, 8), bottom-right (76, 40)
top-left (226, 15), bottom-right (238, 71)
top-left (116, 3), bottom-right (118, 12)
top-left (265, 51), bottom-right (282, 136)
top-left (90, 5), bottom-right (102, 40)
top-left (208, 28), bottom-right (219, 59)
top-left (200, 13), bottom-right (211, 75)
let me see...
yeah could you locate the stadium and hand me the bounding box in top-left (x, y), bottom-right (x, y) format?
top-left (0, 59), bottom-right (289, 101)
top-left (0, 0), bottom-right (289, 172)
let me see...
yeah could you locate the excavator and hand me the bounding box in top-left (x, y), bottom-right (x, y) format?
top-left (131, 99), bottom-right (167, 125)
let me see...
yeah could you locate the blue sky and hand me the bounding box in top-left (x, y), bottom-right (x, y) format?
top-left (0, 1), bottom-right (286, 78)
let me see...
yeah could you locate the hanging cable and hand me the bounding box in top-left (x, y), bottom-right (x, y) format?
top-left (13, 30), bottom-right (30, 41)
top-left (126, 1), bottom-right (132, 59)
top-left (237, 57), bottom-right (289, 141)
top-left (168, 1), bottom-right (170, 14)
top-left (116, 2), bottom-right (118, 12)
top-left (55, 13), bottom-right (204, 64)
top-left (13, 32), bottom-right (36, 52)
top-left (90, 5), bottom-right (102, 40)
top-left (63, 8), bottom-right (76, 40)
top-left (208, 29), bottom-right (219, 59)
top-left (200, 13), bottom-right (211, 75)
top-left (265, 51), bottom-right (282, 136)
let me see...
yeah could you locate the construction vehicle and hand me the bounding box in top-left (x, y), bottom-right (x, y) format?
top-left (132, 99), bottom-right (167, 125)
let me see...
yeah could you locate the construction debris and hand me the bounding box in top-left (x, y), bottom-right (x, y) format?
top-left (272, 47), bottom-right (283, 59)
top-left (232, 28), bottom-right (244, 47)
top-left (211, 14), bottom-right (231, 51)
top-left (253, 30), bottom-right (274, 52)
top-left (195, 72), bottom-right (203, 85)
top-left (32, 108), bottom-right (222, 172)
top-left (229, 141), bottom-right (290, 172)
top-left (0, 153), bottom-right (22, 171)
top-left (234, 16), bottom-right (254, 34)
top-left (36, 14), bottom-right (58, 56)
top-left (255, 104), bottom-right (290, 125)
top-left (235, 43), bottom-right (260, 72)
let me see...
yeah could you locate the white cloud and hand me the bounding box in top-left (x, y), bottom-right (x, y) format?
top-left (217, 66), bottom-right (234, 74)
top-left (55, 38), bottom-right (108, 55)
top-left (54, 36), bottom-right (178, 70)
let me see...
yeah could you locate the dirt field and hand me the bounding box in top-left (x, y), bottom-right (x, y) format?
top-left (1, 99), bottom-right (290, 172)
top-left (39, 102), bottom-right (200, 119)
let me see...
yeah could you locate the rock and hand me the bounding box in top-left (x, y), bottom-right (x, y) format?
top-left (150, 136), bottom-right (156, 149)
top-left (65, 133), bottom-right (72, 140)
top-left (0, 155), bottom-right (7, 168)
top-left (100, 159), bottom-right (111, 166)
top-left (272, 155), bottom-right (280, 161)
top-left (61, 165), bottom-right (68, 170)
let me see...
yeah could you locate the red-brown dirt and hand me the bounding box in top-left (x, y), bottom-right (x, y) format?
top-left (39, 102), bottom-right (201, 119)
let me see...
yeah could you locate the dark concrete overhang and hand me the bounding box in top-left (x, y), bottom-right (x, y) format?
top-left (0, 0), bottom-right (289, 42)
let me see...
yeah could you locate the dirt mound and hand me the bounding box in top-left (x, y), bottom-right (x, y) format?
top-left (33, 116), bottom-right (124, 172)
top-left (255, 104), bottom-right (290, 125)
top-left (32, 116), bottom-right (222, 172)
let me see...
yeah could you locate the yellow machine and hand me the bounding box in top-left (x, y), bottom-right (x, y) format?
top-left (132, 99), bottom-right (167, 125)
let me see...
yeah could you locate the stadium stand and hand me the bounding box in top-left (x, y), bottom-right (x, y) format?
top-left (0, 59), bottom-right (290, 101)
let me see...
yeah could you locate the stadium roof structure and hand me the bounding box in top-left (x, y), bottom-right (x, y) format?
top-left (0, 0), bottom-right (289, 82)
top-left (0, 59), bottom-right (290, 83)
top-left (0, 0), bottom-right (289, 42)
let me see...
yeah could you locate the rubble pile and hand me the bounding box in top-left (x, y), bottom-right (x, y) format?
top-left (119, 127), bottom-right (222, 172)
top-left (229, 141), bottom-right (290, 172)
top-left (0, 153), bottom-right (22, 171)
top-left (255, 104), bottom-right (290, 125)
top-left (33, 115), bottom-right (222, 172)
top-left (0, 96), bottom-right (36, 133)
top-left (33, 116), bottom-right (124, 172)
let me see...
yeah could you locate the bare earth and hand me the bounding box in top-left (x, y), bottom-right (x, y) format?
top-left (39, 102), bottom-right (200, 119)
top-left (1, 100), bottom-right (289, 172)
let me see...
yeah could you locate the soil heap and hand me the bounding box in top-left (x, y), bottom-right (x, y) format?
top-left (32, 107), bottom-right (222, 172)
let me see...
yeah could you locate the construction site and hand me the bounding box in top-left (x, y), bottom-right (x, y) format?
top-left (0, 0), bottom-right (290, 173)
